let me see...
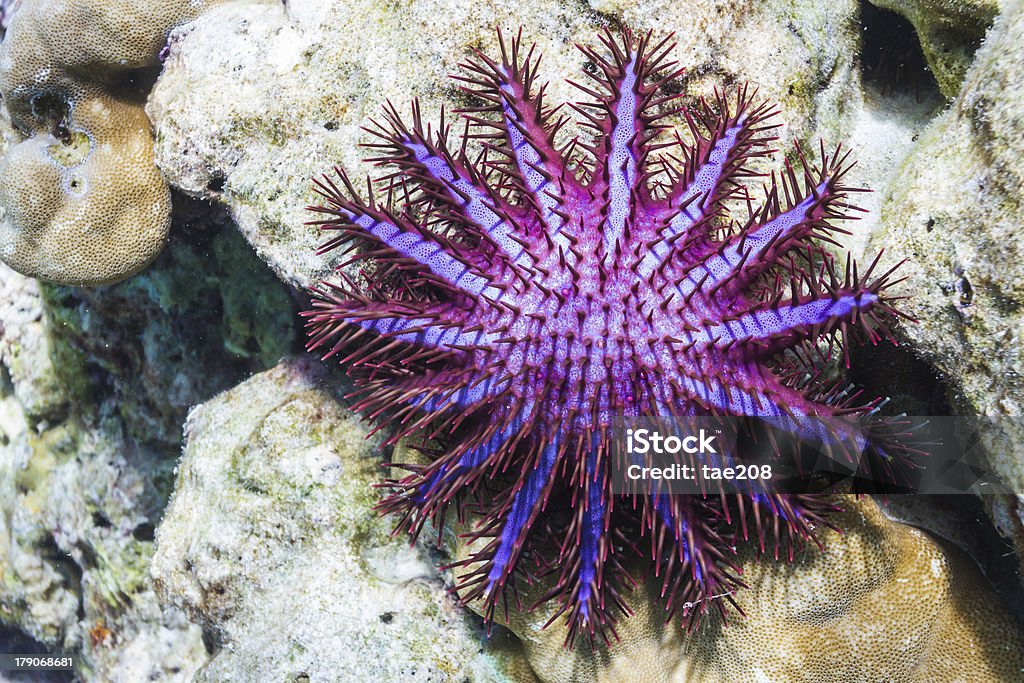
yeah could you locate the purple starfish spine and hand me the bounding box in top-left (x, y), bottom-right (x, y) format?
top-left (303, 28), bottom-right (912, 647)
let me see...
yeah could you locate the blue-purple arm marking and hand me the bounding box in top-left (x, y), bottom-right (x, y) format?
top-left (602, 53), bottom-right (639, 266)
top-left (658, 185), bottom-right (826, 299)
top-left (404, 140), bottom-right (531, 267)
top-left (637, 121), bottom-right (746, 277)
top-left (344, 208), bottom-right (506, 302)
top-left (576, 448), bottom-right (605, 622)
top-left (484, 436), bottom-right (562, 592)
top-left (693, 293), bottom-right (879, 348)
top-left (496, 76), bottom-right (572, 253)
top-left (413, 402), bottom-right (534, 503)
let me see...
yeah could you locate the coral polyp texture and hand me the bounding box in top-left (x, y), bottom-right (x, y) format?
top-left (0, 0), bottom-right (224, 286)
top-left (304, 29), bottom-right (910, 645)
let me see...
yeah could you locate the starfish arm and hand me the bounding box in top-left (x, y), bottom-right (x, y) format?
top-left (600, 46), bottom-right (640, 265)
top-left (571, 31), bottom-right (681, 265)
top-left (456, 30), bottom-right (577, 250)
top-left (304, 291), bottom-right (496, 365)
top-left (366, 101), bottom-right (536, 270)
top-left (453, 436), bottom-right (564, 619)
top-left (308, 185), bottom-right (506, 302)
top-left (575, 465), bottom-right (608, 623)
top-left (700, 181), bottom-right (829, 282)
top-left (376, 402), bottom-right (537, 538)
top-left (534, 446), bottom-right (633, 647)
top-left (724, 493), bottom-right (836, 563)
top-left (697, 291), bottom-right (880, 350)
top-left (413, 406), bottom-right (532, 502)
top-left (675, 146), bottom-right (865, 297)
top-left (667, 365), bottom-right (779, 418)
top-left (650, 493), bottom-right (743, 628)
top-left (638, 89), bottom-right (778, 277)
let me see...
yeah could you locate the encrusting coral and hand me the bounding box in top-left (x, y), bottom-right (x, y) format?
top-left (453, 495), bottom-right (1024, 682)
top-left (0, 0), bottom-right (222, 286)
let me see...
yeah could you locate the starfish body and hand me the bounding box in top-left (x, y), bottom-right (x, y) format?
top-left (305, 29), bottom-right (909, 645)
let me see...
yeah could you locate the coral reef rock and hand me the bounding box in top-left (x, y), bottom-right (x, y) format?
top-left (872, 2), bottom-right (1024, 565)
top-left (149, 355), bottom-right (1024, 682)
top-left (0, 0), bottom-right (223, 285)
top-left (0, 262), bottom-right (208, 681)
top-left (148, 0), bottom-right (863, 289)
top-left (868, 0), bottom-right (1001, 97)
top-left (151, 357), bottom-right (535, 682)
top-left (453, 496), bottom-right (1024, 682)
top-left (0, 264), bottom-right (66, 423)
top-left (0, 197), bottom-right (296, 679)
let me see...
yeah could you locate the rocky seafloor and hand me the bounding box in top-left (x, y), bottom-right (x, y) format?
top-left (1, 0), bottom-right (1024, 681)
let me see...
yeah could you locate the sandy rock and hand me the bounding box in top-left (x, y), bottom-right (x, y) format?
top-left (0, 265), bottom-right (66, 423)
top-left (870, 2), bottom-right (1024, 559)
top-left (149, 0), bottom-right (863, 289)
top-left (151, 356), bottom-right (535, 682)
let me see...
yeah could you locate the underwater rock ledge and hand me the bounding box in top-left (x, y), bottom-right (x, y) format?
top-left (151, 356), bottom-right (534, 682)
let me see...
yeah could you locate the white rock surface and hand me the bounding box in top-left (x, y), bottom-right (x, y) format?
top-left (149, 0), bottom-right (866, 289)
top-left (151, 357), bottom-right (534, 682)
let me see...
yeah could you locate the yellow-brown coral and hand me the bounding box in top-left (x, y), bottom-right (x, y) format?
top-left (454, 496), bottom-right (1023, 682)
top-left (0, 0), bottom-right (222, 286)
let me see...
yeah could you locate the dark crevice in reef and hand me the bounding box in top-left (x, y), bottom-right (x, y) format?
top-left (859, 1), bottom-right (940, 102)
top-left (945, 498), bottom-right (1024, 612)
top-left (40, 192), bottom-right (301, 518)
top-left (36, 536), bottom-right (85, 624)
top-left (852, 343), bottom-right (1024, 614)
top-left (848, 342), bottom-right (951, 418)
top-left (201, 624), bottom-right (223, 656)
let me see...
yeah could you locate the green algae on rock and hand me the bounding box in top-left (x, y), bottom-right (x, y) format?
top-left (40, 200), bottom-right (297, 448)
top-left (0, 262), bottom-right (207, 680)
top-left (151, 357), bottom-right (537, 682)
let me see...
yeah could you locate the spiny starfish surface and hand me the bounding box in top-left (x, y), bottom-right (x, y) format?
top-left (304, 29), bottom-right (911, 646)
